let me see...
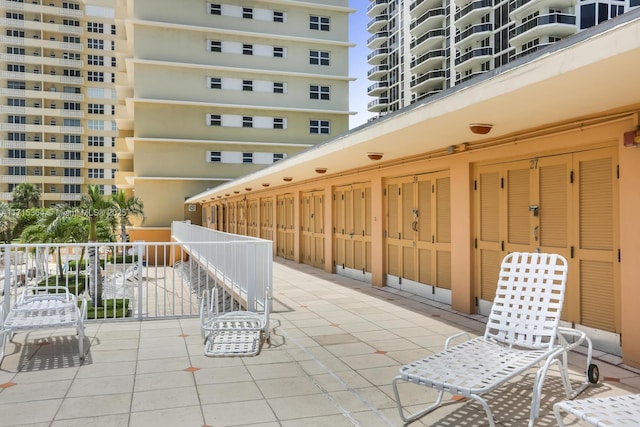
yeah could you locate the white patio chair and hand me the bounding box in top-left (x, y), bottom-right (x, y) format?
top-left (392, 252), bottom-right (599, 427)
top-left (554, 394), bottom-right (640, 426)
top-left (0, 285), bottom-right (87, 366)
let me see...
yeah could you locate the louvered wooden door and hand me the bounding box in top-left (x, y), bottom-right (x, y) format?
top-left (334, 184), bottom-right (372, 280)
top-left (260, 197), bottom-right (274, 241)
top-left (276, 194), bottom-right (295, 260)
top-left (301, 191), bottom-right (325, 268)
top-left (247, 199), bottom-right (259, 237)
top-left (474, 148), bottom-right (619, 332)
top-left (385, 173), bottom-right (451, 293)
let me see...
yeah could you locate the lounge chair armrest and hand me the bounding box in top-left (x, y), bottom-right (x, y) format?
top-left (556, 326), bottom-right (587, 349)
top-left (444, 331), bottom-right (472, 349)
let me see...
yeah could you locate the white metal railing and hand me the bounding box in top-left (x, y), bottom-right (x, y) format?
top-left (1, 225), bottom-right (272, 330)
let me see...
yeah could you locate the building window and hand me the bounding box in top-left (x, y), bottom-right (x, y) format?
top-left (88, 71), bottom-right (104, 82)
top-left (8, 64), bottom-right (25, 72)
top-left (273, 118), bottom-right (285, 129)
top-left (63, 151), bottom-right (80, 160)
top-left (7, 47), bottom-right (25, 55)
top-left (63, 52), bottom-right (80, 60)
top-left (208, 114), bottom-right (222, 126)
top-left (8, 99), bottom-right (26, 107)
top-left (209, 77), bottom-right (222, 89)
top-left (62, 2), bottom-right (80, 10)
top-left (8, 132), bottom-right (26, 141)
top-left (64, 184), bottom-right (81, 194)
top-left (273, 153), bottom-right (285, 162)
top-left (87, 39), bottom-right (104, 49)
top-left (310, 15), bottom-right (330, 31)
top-left (111, 24), bottom-right (116, 35)
top-left (63, 102), bottom-right (81, 110)
top-left (64, 168), bottom-right (81, 177)
top-left (64, 135), bottom-right (81, 144)
top-left (63, 69), bottom-right (81, 77)
top-left (88, 168), bottom-right (104, 178)
top-left (111, 57), bottom-right (116, 67)
top-left (242, 116), bottom-right (253, 128)
top-left (242, 152), bottom-right (253, 163)
top-left (87, 22), bottom-right (104, 33)
top-left (88, 136), bottom-right (104, 146)
top-left (242, 80), bottom-right (253, 91)
top-left (273, 82), bottom-right (284, 94)
top-left (8, 81), bottom-right (25, 89)
top-left (6, 30), bottom-right (25, 37)
top-left (8, 167), bottom-right (26, 175)
top-left (243, 44), bottom-right (253, 55)
top-left (88, 55), bottom-right (104, 66)
top-left (207, 151), bottom-right (222, 162)
top-left (209, 3), bottom-right (221, 15)
top-left (88, 104), bottom-right (105, 114)
top-left (310, 119), bottom-right (330, 135)
top-left (310, 50), bottom-right (330, 66)
top-left (8, 150), bottom-right (26, 158)
top-left (209, 40), bottom-right (222, 52)
top-left (112, 153), bottom-right (118, 163)
top-left (310, 85), bottom-right (330, 100)
top-left (273, 47), bottom-right (285, 58)
top-left (242, 7), bottom-right (253, 19)
top-left (88, 152), bottom-right (105, 163)
top-left (273, 11), bottom-right (284, 22)
top-left (63, 19), bottom-right (80, 27)
top-left (8, 116), bottom-right (25, 124)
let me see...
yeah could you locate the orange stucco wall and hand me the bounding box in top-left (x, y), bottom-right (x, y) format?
top-left (195, 114), bottom-right (640, 366)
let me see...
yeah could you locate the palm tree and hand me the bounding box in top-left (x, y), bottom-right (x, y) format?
top-left (111, 190), bottom-right (145, 246)
top-left (0, 203), bottom-right (18, 243)
top-left (11, 183), bottom-right (41, 209)
top-left (81, 184), bottom-right (113, 307)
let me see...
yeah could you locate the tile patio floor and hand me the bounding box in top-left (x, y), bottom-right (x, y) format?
top-left (1, 259), bottom-right (639, 427)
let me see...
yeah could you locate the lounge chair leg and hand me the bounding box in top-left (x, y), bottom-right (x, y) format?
top-left (392, 376), bottom-right (445, 423)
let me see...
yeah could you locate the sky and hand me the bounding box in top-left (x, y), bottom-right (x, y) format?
top-left (348, 2), bottom-right (376, 129)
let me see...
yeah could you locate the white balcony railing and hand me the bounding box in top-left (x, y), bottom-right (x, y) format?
top-left (1, 223), bottom-right (272, 329)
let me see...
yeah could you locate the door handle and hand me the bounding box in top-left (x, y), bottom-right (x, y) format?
top-left (533, 225), bottom-right (539, 242)
top-left (411, 221), bottom-right (418, 232)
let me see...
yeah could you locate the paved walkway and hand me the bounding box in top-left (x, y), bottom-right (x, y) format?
top-left (1, 259), bottom-right (639, 426)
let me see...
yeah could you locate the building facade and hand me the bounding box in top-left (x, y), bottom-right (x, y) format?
top-left (1, 0), bottom-right (120, 206)
top-left (187, 11), bottom-right (640, 366)
top-left (366, 0), bottom-right (640, 116)
top-left (114, 0), bottom-right (354, 239)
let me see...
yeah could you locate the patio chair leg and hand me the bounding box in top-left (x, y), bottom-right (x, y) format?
top-left (391, 376), bottom-right (445, 423)
top-left (0, 331), bottom-right (6, 365)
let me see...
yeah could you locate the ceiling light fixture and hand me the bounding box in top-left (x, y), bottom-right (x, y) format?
top-left (469, 123), bottom-right (493, 135)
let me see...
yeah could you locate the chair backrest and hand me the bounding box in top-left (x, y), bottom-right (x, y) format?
top-left (484, 252), bottom-right (568, 350)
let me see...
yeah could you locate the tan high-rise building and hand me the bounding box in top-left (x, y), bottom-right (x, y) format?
top-left (1, 0), bottom-right (120, 206)
top-left (114, 0), bottom-right (354, 238)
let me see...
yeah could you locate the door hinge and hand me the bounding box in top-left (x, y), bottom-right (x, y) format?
top-left (432, 235), bottom-right (435, 244)
top-left (474, 238), bottom-right (477, 249)
top-left (475, 296), bottom-right (479, 307)
top-left (570, 170), bottom-right (574, 183)
top-left (432, 184), bottom-right (435, 193)
top-left (500, 177), bottom-right (504, 188)
top-left (618, 249), bottom-right (621, 263)
top-left (383, 188), bottom-right (387, 196)
top-left (617, 165), bottom-right (620, 179)
top-left (501, 241), bottom-right (504, 251)
top-left (474, 180), bottom-right (477, 190)
top-left (570, 246), bottom-right (574, 259)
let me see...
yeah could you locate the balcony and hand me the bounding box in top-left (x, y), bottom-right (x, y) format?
top-left (509, 0), bottom-right (574, 20)
top-left (0, 224), bottom-right (633, 426)
top-left (410, 68), bottom-right (448, 92)
top-left (367, 0), bottom-right (389, 16)
top-left (367, 64), bottom-right (389, 79)
top-left (509, 13), bottom-right (577, 46)
top-left (366, 48), bottom-right (389, 65)
top-left (367, 80), bottom-right (389, 96)
top-left (367, 97), bottom-right (389, 112)
top-left (0, 17), bottom-right (83, 35)
top-left (1, 0), bottom-right (83, 17)
top-left (410, 0), bottom-right (445, 17)
top-left (410, 8), bottom-right (446, 38)
top-left (367, 31), bottom-right (389, 49)
top-left (454, 0), bottom-right (492, 29)
top-left (410, 28), bottom-right (446, 56)
top-left (455, 46), bottom-right (493, 67)
top-left (410, 49), bottom-right (447, 74)
top-left (455, 23), bottom-right (493, 48)
top-left (367, 14), bottom-right (389, 32)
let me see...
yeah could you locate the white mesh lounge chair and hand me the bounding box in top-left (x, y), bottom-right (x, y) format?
top-left (392, 252), bottom-right (599, 427)
top-left (0, 285), bottom-right (87, 365)
top-left (554, 394), bottom-right (640, 426)
top-left (200, 287), bottom-right (266, 357)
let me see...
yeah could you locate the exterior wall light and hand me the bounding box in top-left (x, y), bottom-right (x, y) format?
top-left (469, 123), bottom-right (493, 134)
top-left (367, 152), bottom-right (383, 160)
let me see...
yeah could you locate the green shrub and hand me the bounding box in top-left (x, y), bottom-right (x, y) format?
top-left (67, 260), bottom-right (87, 271)
top-left (37, 274), bottom-right (86, 295)
top-left (86, 298), bottom-right (131, 318)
